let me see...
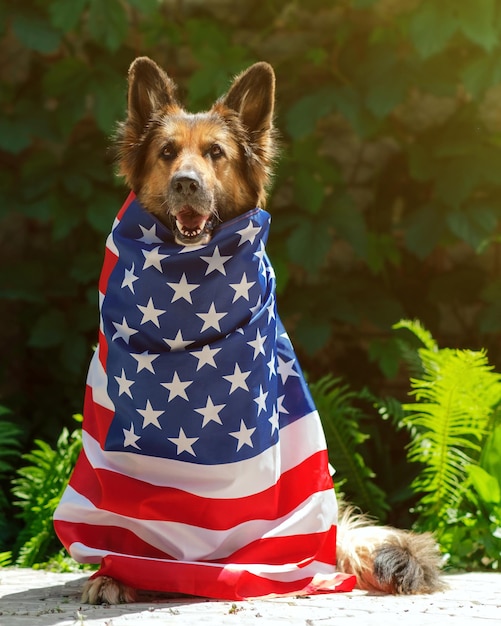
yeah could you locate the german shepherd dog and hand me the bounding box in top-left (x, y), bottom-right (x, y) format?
top-left (82, 57), bottom-right (444, 604)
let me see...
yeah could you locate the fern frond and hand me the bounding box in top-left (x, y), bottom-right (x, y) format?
top-left (403, 345), bottom-right (501, 524)
top-left (12, 419), bottom-right (82, 566)
top-left (310, 375), bottom-right (389, 520)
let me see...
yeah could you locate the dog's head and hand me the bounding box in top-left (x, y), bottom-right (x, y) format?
top-left (114, 57), bottom-right (277, 246)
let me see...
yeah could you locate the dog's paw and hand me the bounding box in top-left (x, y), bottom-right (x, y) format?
top-left (82, 576), bottom-right (137, 604)
top-left (372, 532), bottom-right (447, 594)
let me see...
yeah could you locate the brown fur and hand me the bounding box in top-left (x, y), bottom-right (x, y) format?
top-left (82, 58), bottom-right (445, 604)
top-left (114, 56), bottom-right (277, 245)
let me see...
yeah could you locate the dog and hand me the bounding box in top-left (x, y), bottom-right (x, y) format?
top-left (73, 57), bottom-right (444, 603)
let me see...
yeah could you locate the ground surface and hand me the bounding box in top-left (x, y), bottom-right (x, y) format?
top-left (0, 568), bottom-right (499, 625)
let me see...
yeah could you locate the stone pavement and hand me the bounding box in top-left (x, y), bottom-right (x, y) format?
top-left (0, 568), bottom-right (499, 625)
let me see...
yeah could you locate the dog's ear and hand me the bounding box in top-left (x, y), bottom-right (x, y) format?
top-left (221, 62), bottom-right (275, 136)
top-left (126, 57), bottom-right (178, 130)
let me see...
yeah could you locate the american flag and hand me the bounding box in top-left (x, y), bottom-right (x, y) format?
top-left (54, 192), bottom-right (356, 599)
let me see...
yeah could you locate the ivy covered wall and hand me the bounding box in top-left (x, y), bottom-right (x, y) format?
top-left (2, 0), bottom-right (501, 447)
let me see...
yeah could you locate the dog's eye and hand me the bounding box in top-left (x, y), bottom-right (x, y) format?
top-left (209, 143), bottom-right (224, 159)
top-left (161, 144), bottom-right (176, 160)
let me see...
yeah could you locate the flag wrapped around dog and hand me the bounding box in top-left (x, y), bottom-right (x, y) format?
top-left (54, 193), bottom-right (356, 599)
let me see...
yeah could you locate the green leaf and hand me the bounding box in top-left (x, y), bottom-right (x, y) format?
top-left (434, 157), bottom-right (482, 208)
top-left (480, 424), bottom-right (501, 486)
top-left (369, 337), bottom-right (402, 379)
top-left (29, 310), bottom-right (67, 348)
top-left (285, 88), bottom-right (337, 140)
top-left (86, 192), bottom-right (122, 233)
top-left (456, 0), bottom-right (498, 51)
top-left (0, 116), bottom-right (31, 154)
top-left (49, 0), bottom-right (88, 32)
top-left (365, 50), bottom-right (413, 118)
top-left (286, 218), bottom-right (332, 273)
top-left (408, 2), bottom-right (457, 59)
top-left (87, 0), bottom-right (128, 51)
top-left (293, 170), bottom-right (325, 214)
top-left (92, 70), bottom-right (126, 133)
top-left (331, 200), bottom-right (368, 259)
top-left (446, 203), bottom-right (498, 250)
top-left (466, 465), bottom-right (500, 504)
top-left (12, 11), bottom-right (61, 53)
top-left (404, 204), bottom-right (446, 259)
top-left (295, 316), bottom-right (331, 355)
top-left (126, 0), bottom-right (160, 16)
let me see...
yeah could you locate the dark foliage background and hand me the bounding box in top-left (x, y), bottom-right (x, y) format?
top-left (2, 0), bottom-right (501, 537)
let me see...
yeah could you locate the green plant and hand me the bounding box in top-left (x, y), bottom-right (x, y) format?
top-left (11, 416), bottom-right (82, 567)
top-left (397, 319), bottom-right (501, 569)
top-left (0, 411), bottom-right (23, 552)
top-left (310, 375), bottom-right (389, 520)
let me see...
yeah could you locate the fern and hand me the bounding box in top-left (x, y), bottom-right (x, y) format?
top-left (12, 416), bottom-right (82, 567)
top-left (0, 417), bottom-right (23, 548)
top-left (310, 375), bottom-right (389, 520)
top-left (400, 321), bottom-right (501, 527)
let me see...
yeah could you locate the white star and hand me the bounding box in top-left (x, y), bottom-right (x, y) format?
top-left (247, 329), bottom-right (267, 360)
top-left (121, 263), bottom-right (139, 293)
top-left (168, 427), bottom-right (199, 456)
top-left (114, 368), bottom-right (134, 398)
top-left (142, 246), bottom-right (168, 271)
top-left (130, 351), bottom-right (159, 373)
top-left (112, 317), bottom-right (138, 344)
top-left (163, 330), bottom-right (193, 350)
top-left (229, 272), bottom-right (256, 302)
top-left (137, 400), bottom-right (164, 429)
top-left (197, 302), bottom-right (228, 332)
top-left (191, 344), bottom-right (221, 370)
top-left (277, 356), bottom-right (301, 384)
top-left (161, 371), bottom-right (193, 401)
top-left (236, 220), bottom-right (261, 246)
top-left (267, 354), bottom-right (276, 379)
top-left (137, 224), bottom-right (163, 244)
top-left (250, 296), bottom-right (262, 317)
top-left (253, 240), bottom-right (266, 267)
top-left (267, 298), bottom-right (276, 322)
top-left (137, 297), bottom-right (166, 327)
top-left (201, 246), bottom-right (231, 275)
top-left (253, 385), bottom-right (268, 416)
top-left (269, 406), bottom-right (279, 434)
top-left (277, 394), bottom-right (289, 414)
top-left (229, 420), bottom-right (256, 451)
top-left (223, 363), bottom-right (251, 394)
top-left (166, 273), bottom-right (200, 303)
top-left (195, 396), bottom-right (226, 427)
top-left (123, 422), bottom-right (141, 449)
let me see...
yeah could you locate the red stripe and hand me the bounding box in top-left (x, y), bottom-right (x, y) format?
top-left (97, 330), bottom-right (108, 370)
top-left (83, 386), bottom-right (114, 446)
top-left (54, 520), bottom-right (174, 560)
top-left (98, 247), bottom-right (119, 296)
top-left (91, 554), bottom-right (355, 600)
top-left (55, 517), bottom-right (335, 568)
top-left (69, 448), bottom-right (333, 530)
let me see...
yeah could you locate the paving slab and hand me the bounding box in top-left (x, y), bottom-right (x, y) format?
top-left (0, 568), bottom-right (499, 625)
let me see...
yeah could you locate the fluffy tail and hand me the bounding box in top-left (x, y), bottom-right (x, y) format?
top-left (336, 506), bottom-right (446, 594)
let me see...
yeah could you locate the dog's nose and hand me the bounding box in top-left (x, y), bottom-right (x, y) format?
top-left (171, 172), bottom-right (201, 196)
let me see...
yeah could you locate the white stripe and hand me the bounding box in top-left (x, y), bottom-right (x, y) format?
top-left (106, 225), bottom-right (119, 256)
top-left (55, 485), bottom-right (336, 562)
top-left (85, 350), bottom-right (115, 412)
top-left (68, 541), bottom-right (336, 584)
top-left (81, 410), bottom-right (327, 498)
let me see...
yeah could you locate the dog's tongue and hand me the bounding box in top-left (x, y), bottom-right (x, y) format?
top-left (177, 207), bottom-right (206, 230)
top-left (175, 207), bottom-right (209, 238)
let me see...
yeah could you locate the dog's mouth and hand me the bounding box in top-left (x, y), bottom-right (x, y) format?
top-left (172, 207), bottom-right (215, 245)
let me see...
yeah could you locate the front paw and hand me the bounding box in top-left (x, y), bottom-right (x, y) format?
top-left (82, 575), bottom-right (136, 604)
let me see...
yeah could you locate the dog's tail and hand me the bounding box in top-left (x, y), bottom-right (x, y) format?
top-left (336, 505), bottom-right (447, 594)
